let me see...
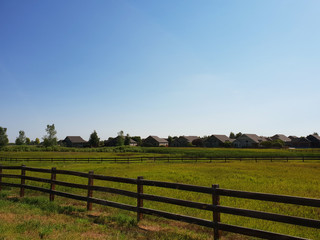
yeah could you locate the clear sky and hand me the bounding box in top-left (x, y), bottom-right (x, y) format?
top-left (1, 0), bottom-right (319, 142)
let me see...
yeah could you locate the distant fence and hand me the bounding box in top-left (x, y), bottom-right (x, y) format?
top-left (1, 156), bottom-right (320, 163)
top-left (0, 165), bottom-right (319, 240)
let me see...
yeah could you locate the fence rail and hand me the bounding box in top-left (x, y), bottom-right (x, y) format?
top-left (1, 156), bottom-right (320, 163)
top-left (0, 165), bottom-right (319, 240)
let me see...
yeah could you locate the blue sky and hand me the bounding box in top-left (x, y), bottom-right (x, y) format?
top-left (1, 0), bottom-right (319, 142)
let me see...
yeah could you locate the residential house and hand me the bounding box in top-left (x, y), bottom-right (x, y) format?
top-left (129, 139), bottom-right (138, 146)
top-left (171, 136), bottom-right (199, 147)
top-left (289, 137), bottom-right (311, 148)
top-left (63, 136), bottom-right (87, 147)
top-left (232, 134), bottom-right (267, 148)
top-left (271, 134), bottom-right (291, 146)
top-left (306, 134), bottom-right (320, 148)
top-left (142, 136), bottom-right (168, 147)
top-left (204, 135), bottom-right (233, 147)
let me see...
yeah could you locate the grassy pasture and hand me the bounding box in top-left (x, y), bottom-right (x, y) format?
top-left (1, 147), bottom-right (320, 159)
top-left (0, 160), bottom-right (319, 239)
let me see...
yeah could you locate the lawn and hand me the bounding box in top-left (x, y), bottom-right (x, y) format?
top-left (0, 159), bottom-right (319, 239)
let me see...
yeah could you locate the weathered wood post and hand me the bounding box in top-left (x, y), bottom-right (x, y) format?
top-left (137, 176), bottom-right (144, 221)
top-left (87, 171), bottom-right (94, 211)
top-left (212, 184), bottom-right (221, 240)
top-left (50, 167), bottom-right (56, 201)
top-left (20, 165), bottom-right (26, 198)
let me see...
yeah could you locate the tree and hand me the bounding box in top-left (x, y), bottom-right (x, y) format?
top-left (229, 132), bottom-right (236, 139)
top-left (35, 138), bottom-right (40, 145)
top-left (192, 138), bottom-right (204, 147)
top-left (116, 130), bottom-right (124, 146)
top-left (88, 130), bottom-right (100, 147)
top-left (15, 130), bottom-right (26, 145)
top-left (43, 124), bottom-right (57, 147)
top-left (235, 132), bottom-right (243, 138)
top-left (167, 136), bottom-right (173, 146)
top-left (0, 127), bottom-right (9, 147)
top-left (26, 138), bottom-right (31, 145)
top-left (313, 132), bottom-right (319, 136)
top-left (131, 136), bottom-right (142, 146)
top-left (124, 134), bottom-right (130, 145)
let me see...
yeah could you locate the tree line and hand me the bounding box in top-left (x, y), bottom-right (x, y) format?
top-left (0, 125), bottom-right (141, 148)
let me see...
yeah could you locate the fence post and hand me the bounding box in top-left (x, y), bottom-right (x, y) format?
top-left (50, 167), bottom-right (56, 201)
top-left (137, 176), bottom-right (144, 222)
top-left (87, 171), bottom-right (94, 211)
top-left (0, 164), bottom-right (2, 192)
top-left (212, 184), bottom-right (221, 240)
top-left (20, 165), bottom-right (26, 198)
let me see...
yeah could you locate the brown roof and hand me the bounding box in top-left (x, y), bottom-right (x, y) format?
top-left (149, 136), bottom-right (168, 143)
top-left (182, 136), bottom-right (199, 143)
top-left (212, 135), bottom-right (231, 143)
top-left (64, 136), bottom-right (87, 143)
top-left (243, 134), bottom-right (266, 143)
top-left (271, 134), bottom-right (291, 142)
top-left (309, 134), bottom-right (320, 141)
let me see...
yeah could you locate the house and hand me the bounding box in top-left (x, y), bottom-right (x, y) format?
top-left (63, 136), bottom-right (87, 147)
top-left (142, 136), bottom-right (168, 147)
top-left (204, 135), bottom-right (233, 147)
top-left (271, 134), bottom-right (291, 143)
top-left (129, 139), bottom-right (138, 146)
top-left (171, 136), bottom-right (199, 147)
top-left (289, 137), bottom-right (311, 148)
top-left (288, 136), bottom-right (298, 141)
top-left (306, 134), bottom-right (320, 148)
top-left (232, 134), bottom-right (267, 148)
top-left (271, 134), bottom-right (291, 146)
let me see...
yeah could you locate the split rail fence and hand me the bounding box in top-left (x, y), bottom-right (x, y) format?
top-left (1, 156), bottom-right (320, 163)
top-left (0, 165), bottom-right (319, 240)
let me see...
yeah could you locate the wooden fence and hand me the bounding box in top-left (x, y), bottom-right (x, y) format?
top-left (1, 156), bottom-right (320, 163)
top-left (0, 165), bottom-right (319, 240)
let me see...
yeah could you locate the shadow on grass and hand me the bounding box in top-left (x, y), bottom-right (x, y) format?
top-left (0, 191), bottom-right (85, 216)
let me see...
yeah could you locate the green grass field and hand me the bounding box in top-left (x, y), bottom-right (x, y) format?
top-left (1, 146), bottom-right (320, 158)
top-left (1, 155), bottom-right (320, 239)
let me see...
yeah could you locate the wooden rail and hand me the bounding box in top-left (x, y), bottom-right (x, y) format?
top-left (0, 156), bottom-right (320, 163)
top-left (0, 165), bottom-right (319, 240)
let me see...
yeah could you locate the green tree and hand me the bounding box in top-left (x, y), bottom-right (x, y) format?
top-left (229, 132), bottom-right (236, 139)
top-left (167, 136), bottom-right (173, 146)
top-left (235, 132), bottom-right (243, 138)
top-left (124, 134), bottom-right (130, 146)
top-left (35, 138), bottom-right (40, 145)
top-left (131, 136), bottom-right (142, 146)
top-left (0, 127), bottom-right (9, 147)
top-left (116, 130), bottom-right (124, 146)
top-left (89, 130), bottom-right (100, 147)
top-left (43, 124), bottom-right (57, 147)
top-left (15, 130), bottom-right (26, 145)
top-left (26, 138), bottom-right (31, 145)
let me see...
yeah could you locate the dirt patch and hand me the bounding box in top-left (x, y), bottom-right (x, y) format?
top-left (0, 212), bottom-right (17, 223)
top-left (138, 224), bottom-right (164, 232)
